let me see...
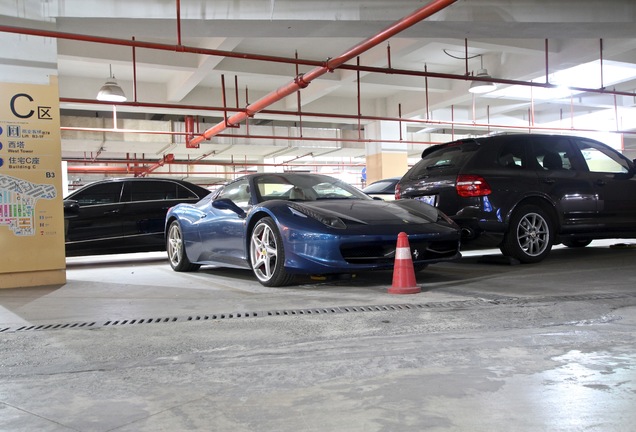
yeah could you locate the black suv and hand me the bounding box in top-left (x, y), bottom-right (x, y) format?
top-left (396, 134), bottom-right (636, 263)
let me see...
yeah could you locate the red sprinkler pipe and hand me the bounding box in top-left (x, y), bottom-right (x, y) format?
top-left (188, 0), bottom-right (458, 147)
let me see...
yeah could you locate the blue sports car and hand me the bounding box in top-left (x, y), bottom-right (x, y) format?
top-left (165, 173), bottom-right (461, 286)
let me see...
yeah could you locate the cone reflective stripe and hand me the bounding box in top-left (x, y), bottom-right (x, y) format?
top-left (395, 246), bottom-right (411, 260)
top-left (388, 232), bottom-right (421, 294)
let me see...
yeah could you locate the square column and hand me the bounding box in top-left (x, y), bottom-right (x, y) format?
top-left (364, 120), bottom-right (408, 185)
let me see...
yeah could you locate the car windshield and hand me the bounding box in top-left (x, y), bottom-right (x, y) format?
top-left (362, 179), bottom-right (398, 194)
top-left (255, 174), bottom-right (371, 202)
top-left (405, 142), bottom-right (478, 180)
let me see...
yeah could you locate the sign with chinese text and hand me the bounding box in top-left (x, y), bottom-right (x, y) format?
top-left (0, 77), bottom-right (65, 286)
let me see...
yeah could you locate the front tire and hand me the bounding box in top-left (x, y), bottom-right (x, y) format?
top-left (167, 221), bottom-right (200, 272)
top-left (249, 217), bottom-right (293, 287)
top-left (500, 204), bottom-right (553, 263)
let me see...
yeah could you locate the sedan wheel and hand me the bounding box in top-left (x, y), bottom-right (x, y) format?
top-left (501, 204), bottom-right (553, 263)
top-left (250, 217), bottom-right (293, 287)
top-left (167, 221), bottom-right (200, 272)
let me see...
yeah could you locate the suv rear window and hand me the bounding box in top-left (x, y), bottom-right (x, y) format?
top-left (404, 141), bottom-right (479, 180)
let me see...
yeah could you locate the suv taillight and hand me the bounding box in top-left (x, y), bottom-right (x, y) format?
top-left (395, 183), bottom-right (401, 200)
top-left (456, 175), bottom-right (491, 197)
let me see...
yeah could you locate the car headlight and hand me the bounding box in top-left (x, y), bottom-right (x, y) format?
top-left (288, 203), bottom-right (346, 229)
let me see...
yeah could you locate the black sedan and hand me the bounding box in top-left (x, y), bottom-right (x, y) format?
top-left (64, 177), bottom-right (211, 256)
top-left (362, 177), bottom-right (401, 199)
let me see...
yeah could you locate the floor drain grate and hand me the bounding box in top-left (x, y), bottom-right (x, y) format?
top-left (2, 292), bottom-right (634, 334)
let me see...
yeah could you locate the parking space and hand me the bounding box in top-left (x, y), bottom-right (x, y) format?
top-left (1, 240), bottom-right (636, 431)
top-left (1, 240), bottom-right (634, 328)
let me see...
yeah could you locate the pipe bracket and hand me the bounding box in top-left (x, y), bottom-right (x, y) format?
top-left (294, 73), bottom-right (310, 89)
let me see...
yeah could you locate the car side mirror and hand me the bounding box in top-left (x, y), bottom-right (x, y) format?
top-left (64, 199), bottom-right (80, 215)
top-left (212, 198), bottom-right (247, 218)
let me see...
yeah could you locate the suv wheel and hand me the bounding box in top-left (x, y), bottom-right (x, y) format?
top-left (501, 204), bottom-right (553, 263)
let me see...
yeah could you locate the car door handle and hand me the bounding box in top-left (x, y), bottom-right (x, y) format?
top-left (541, 178), bottom-right (556, 184)
top-left (104, 209), bottom-right (120, 214)
top-left (595, 179), bottom-right (606, 186)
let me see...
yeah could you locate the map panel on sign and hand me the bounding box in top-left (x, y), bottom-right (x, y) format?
top-left (0, 174), bottom-right (57, 236)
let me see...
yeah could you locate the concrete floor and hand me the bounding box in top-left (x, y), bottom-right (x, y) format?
top-left (1, 241), bottom-right (636, 431)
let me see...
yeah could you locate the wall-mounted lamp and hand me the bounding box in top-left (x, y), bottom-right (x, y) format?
top-left (96, 64), bottom-right (127, 102)
top-left (468, 55), bottom-right (497, 94)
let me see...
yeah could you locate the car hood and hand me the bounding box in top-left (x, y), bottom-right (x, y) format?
top-left (296, 199), bottom-right (441, 225)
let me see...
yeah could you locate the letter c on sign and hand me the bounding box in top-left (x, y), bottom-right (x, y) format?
top-left (10, 93), bottom-right (35, 119)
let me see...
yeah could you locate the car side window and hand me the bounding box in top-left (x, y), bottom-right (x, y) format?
top-left (574, 139), bottom-right (630, 174)
top-left (216, 179), bottom-right (251, 208)
top-left (127, 181), bottom-right (181, 202)
top-left (71, 182), bottom-right (123, 205)
top-left (176, 184), bottom-right (200, 199)
top-left (531, 139), bottom-right (575, 171)
top-left (125, 181), bottom-right (200, 202)
top-left (496, 142), bottom-right (526, 169)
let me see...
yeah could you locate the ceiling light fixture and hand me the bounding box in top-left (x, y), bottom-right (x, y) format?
top-left (97, 64), bottom-right (127, 102)
top-left (469, 55), bottom-right (497, 94)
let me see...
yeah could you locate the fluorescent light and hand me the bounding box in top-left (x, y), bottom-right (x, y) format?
top-left (484, 60), bottom-right (636, 101)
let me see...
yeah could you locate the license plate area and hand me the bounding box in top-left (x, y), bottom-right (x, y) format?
top-left (416, 194), bottom-right (437, 206)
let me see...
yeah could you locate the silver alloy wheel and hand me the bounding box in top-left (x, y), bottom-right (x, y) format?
top-left (167, 222), bottom-right (184, 267)
top-left (250, 221), bottom-right (278, 283)
top-left (515, 212), bottom-right (550, 257)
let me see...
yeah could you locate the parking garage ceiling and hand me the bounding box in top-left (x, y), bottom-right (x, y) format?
top-left (1, 0), bottom-right (635, 182)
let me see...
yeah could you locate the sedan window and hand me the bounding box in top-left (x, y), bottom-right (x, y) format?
top-left (127, 180), bottom-right (178, 202)
top-left (69, 182), bottom-right (123, 205)
top-left (124, 180), bottom-right (201, 202)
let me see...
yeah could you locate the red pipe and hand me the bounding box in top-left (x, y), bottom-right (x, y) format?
top-left (60, 96), bottom-right (636, 137)
top-left (67, 165), bottom-right (146, 174)
top-left (188, 0), bottom-right (458, 147)
top-left (132, 37), bottom-right (138, 102)
top-left (138, 154), bottom-right (175, 177)
top-left (65, 158), bottom-right (365, 168)
top-left (357, 56), bottom-right (362, 138)
top-left (61, 113), bottom-right (636, 144)
top-left (185, 115), bottom-right (197, 148)
top-left (176, 0), bottom-right (182, 46)
top-left (600, 39), bottom-right (605, 89)
top-left (3, 23), bottom-right (633, 99)
top-left (67, 168), bottom-right (364, 178)
top-left (0, 25), bottom-right (323, 67)
top-left (544, 39), bottom-right (549, 84)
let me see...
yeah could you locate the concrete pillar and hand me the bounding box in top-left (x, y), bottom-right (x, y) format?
top-left (365, 120), bottom-right (408, 185)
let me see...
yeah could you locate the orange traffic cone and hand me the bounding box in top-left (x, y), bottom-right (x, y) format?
top-left (388, 232), bottom-right (421, 294)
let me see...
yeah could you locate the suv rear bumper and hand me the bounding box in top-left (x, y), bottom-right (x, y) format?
top-left (452, 214), bottom-right (507, 245)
